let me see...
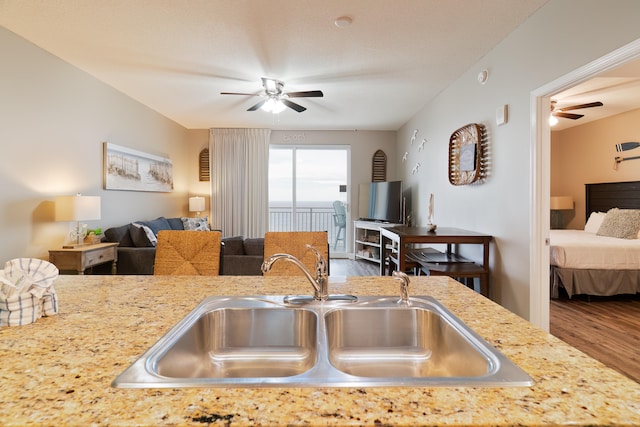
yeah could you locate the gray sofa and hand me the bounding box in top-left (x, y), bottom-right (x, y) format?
top-left (100, 217), bottom-right (185, 274)
top-left (219, 236), bottom-right (265, 275)
top-left (99, 218), bottom-right (264, 275)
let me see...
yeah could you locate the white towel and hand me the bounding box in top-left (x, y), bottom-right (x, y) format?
top-left (0, 258), bottom-right (59, 327)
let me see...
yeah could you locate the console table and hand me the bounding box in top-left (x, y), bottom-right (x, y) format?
top-left (379, 226), bottom-right (492, 297)
top-left (49, 242), bottom-right (118, 275)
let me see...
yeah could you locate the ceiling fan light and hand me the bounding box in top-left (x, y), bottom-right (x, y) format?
top-left (549, 115), bottom-right (558, 126)
top-left (261, 97), bottom-right (286, 114)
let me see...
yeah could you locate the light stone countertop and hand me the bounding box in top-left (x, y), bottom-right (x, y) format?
top-left (1, 274), bottom-right (639, 426)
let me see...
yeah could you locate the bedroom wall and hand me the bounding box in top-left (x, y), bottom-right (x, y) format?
top-left (551, 107), bottom-right (640, 230)
top-left (396, 0), bottom-right (640, 319)
top-left (0, 26), bottom-right (195, 264)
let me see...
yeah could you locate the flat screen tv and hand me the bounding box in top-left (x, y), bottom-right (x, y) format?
top-left (368, 180), bottom-right (403, 223)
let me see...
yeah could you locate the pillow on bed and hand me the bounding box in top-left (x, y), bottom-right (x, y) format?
top-left (584, 212), bottom-right (606, 233)
top-left (596, 208), bottom-right (640, 239)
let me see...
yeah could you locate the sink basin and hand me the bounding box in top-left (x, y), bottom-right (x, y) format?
top-left (113, 295), bottom-right (533, 388)
top-left (325, 307), bottom-right (489, 378)
top-left (156, 307), bottom-right (317, 378)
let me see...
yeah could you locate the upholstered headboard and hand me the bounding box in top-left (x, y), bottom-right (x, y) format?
top-left (585, 181), bottom-right (640, 221)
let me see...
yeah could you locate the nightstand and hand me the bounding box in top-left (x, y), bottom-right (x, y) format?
top-left (49, 243), bottom-right (118, 275)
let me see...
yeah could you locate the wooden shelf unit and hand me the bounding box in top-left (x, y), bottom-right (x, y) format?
top-left (354, 220), bottom-right (401, 264)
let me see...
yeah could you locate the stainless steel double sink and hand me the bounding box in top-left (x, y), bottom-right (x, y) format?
top-left (112, 295), bottom-right (533, 388)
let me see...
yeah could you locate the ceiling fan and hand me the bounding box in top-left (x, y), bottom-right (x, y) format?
top-left (221, 77), bottom-right (323, 113)
top-left (550, 99), bottom-right (603, 120)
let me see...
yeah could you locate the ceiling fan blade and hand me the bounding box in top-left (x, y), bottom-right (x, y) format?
top-left (281, 99), bottom-right (306, 113)
top-left (286, 90), bottom-right (324, 98)
top-left (559, 101), bottom-right (603, 111)
top-left (220, 92), bottom-right (259, 96)
top-left (247, 99), bottom-right (267, 111)
top-left (553, 112), bottom-right (584, 120)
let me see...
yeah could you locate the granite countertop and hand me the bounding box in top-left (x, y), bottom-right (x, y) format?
top-left (1, 274), bottom-right (639, 426)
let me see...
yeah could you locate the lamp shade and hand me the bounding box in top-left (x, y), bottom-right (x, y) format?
top-left (550, 196), bottom-right (573, 210)
top-left (55, 195), bottom-right (101, 221)
top-left (189, 196), bottom-right (205, 213)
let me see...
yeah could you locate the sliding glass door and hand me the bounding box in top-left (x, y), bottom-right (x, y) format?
top-left (268, 146), bottom-right (349, 256)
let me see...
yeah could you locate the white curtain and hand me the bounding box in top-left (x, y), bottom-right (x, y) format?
top-left (209, 128), bottom-right (270, 238)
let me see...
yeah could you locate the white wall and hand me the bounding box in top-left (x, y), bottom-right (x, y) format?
top-left (270, 130), bottom-right (397, 252)
top-left (397, 0), bottom-right (640, 319)
top-left (552, 108), bottom-right (640, 230)
top-left (0, 26), bottom-right (195, 263)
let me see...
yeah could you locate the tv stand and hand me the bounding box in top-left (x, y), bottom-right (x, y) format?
top-left (353, 220), bottom-right (401, 265)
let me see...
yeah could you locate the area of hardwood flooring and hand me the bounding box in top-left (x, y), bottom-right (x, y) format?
top-left (330, 258), bottom-right (379, 276)
top-left (550, 294), bottom-right (640, 384)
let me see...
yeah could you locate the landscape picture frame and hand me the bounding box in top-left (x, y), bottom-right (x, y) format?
top-left (103, 142), bottom-right (173, 192)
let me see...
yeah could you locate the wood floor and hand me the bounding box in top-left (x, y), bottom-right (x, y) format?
top-left (331, 258), bottom-right (640, 384)
top-left (330, 258), bottom-right (379, 276)
top-left (550, 294), bottom-right (640, 383)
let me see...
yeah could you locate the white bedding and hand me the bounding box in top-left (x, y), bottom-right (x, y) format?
top-left (549, 229), bottom-right (640, 269)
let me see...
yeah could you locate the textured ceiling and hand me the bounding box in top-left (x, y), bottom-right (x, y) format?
top-left (1, 0), bottom-right (551, 130)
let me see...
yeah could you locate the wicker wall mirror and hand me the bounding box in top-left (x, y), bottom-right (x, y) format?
top-left (448, 123), bottom-right (487, 185)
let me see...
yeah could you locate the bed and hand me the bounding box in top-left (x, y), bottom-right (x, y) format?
top-left (550, 181), bottom-right (640, 298)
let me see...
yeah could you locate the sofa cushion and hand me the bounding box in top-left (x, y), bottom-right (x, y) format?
top-left (130, 223), bottom-right (156, 247)
top-left (103, 224), bottom-right (134, 247)
top-left (181, 216), bottom-right (211, 231)
top-left (165, 217), bottom-right (185, 230)
top-left (244, 238), bottom-right (265, 256)
top-left (222, 236), bottom-right (245, 255)
top-left (138, 217), bottom-right (172, 235)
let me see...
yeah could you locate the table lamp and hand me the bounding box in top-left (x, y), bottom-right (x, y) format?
top-left (189, 196), bottom-right (205, 217)
top-left (55, 194), bottom-right (101, 247)
top-left (550, 196), bottom-right (573, 229)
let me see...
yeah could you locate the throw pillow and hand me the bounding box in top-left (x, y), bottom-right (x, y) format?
top-left (584, 212), bottom-right (606, 233)
top-left (165, 217), bottom-right (185, 230)
top-left (103, 224), bottom-right (134, 247)
top-left (138, 217), bottom-right (171, 235)
top-left (596, 208), bottom-right (640, 239)
top-left (181, 216), bottom-right (211, 231)
top-left (130, 223), bottom-right (157, 247)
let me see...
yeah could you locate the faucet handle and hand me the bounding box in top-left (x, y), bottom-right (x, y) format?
top-left (392, 271), bottom-right (411, 304)
top-left (305, 244), bottom-right (328, 277)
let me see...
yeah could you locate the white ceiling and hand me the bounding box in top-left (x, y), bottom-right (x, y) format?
top-left (0, 0), bottom-right (550, 130)
top-left (551, 59), bottom-right (640, 131)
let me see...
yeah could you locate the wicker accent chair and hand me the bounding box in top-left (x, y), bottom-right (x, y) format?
top-left (263, 231), bottom-right (329, 276)
top-left (154, 230), bottom-right (221, 275)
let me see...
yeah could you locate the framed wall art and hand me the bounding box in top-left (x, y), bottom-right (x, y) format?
top-left (103, 142), bottom-right (173, 192)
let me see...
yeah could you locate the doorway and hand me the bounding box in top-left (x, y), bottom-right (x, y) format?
top-left (268, 146), bottom-right (350, 257)
top-left (530, 38), bottom-right (640, 330)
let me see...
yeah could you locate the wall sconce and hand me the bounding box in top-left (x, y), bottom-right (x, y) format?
top-left (55, 194), bottom-right (101, 247)
top-left (550, 196), bottom-right (573, 229)
top-left (189, 196), bottom-right (205, 217)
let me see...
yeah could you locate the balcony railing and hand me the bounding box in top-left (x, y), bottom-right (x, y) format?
top-left (269, 205), bottom-right (346, 252)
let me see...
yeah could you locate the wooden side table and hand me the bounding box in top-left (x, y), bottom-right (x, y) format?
top-left (49, 243), bottom-right (118, 275)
